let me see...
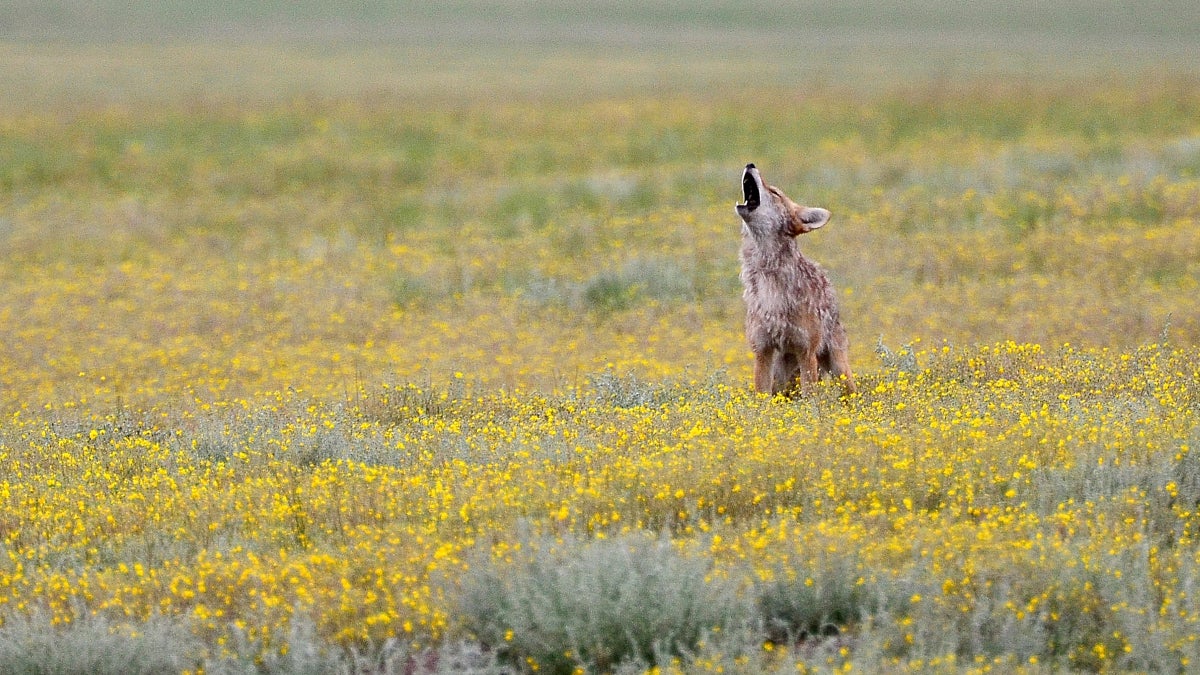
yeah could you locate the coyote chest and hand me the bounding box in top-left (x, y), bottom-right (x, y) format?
top-left (740, 247), bottom-right (831, 353)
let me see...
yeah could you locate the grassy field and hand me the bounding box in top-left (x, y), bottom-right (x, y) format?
top-left (2, 2), bottom-right (1200, 673)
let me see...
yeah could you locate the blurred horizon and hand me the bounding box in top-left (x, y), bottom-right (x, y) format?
top-left (2, 1), bottom-right (1199, 108)
top-left (5, 1), bottom-right (1199, 44)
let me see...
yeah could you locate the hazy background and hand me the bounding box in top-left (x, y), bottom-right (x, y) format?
top-left (3, 0), bottom-right (1199, 106)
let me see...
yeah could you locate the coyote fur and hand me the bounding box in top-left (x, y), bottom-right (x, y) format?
top-left (736, 163), bottom-right (855, 396)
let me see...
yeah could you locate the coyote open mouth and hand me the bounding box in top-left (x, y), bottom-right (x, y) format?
top-left (739, 164), bottom-right (760, 212)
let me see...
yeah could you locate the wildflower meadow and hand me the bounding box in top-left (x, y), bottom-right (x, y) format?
top-left (2, 2), bottom-right (1200, 673)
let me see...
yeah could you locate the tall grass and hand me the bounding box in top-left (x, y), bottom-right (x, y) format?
top-left (0, 611), bottom-right (200, 675)
top-left (453, 531), bottom-right (750, 674)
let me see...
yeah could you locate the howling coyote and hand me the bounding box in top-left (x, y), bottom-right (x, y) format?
top-left (736, 163), bottom-right (855, 396)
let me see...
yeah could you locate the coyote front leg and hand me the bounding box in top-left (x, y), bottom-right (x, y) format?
top-left (753, 348), bottom-right (776, 394)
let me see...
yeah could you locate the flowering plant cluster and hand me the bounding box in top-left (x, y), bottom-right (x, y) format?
top-left (1, 73), bottom-right (1199, 672)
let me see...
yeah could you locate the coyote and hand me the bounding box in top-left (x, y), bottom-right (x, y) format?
top-left (736, 163), bottom-right (855, 396)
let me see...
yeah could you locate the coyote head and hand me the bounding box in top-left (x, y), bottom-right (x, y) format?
top-left (735, 163), bottom-right (830, 237)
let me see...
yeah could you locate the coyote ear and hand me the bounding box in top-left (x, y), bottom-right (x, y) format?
top-left (788, 206), bottom-right (830, 235)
